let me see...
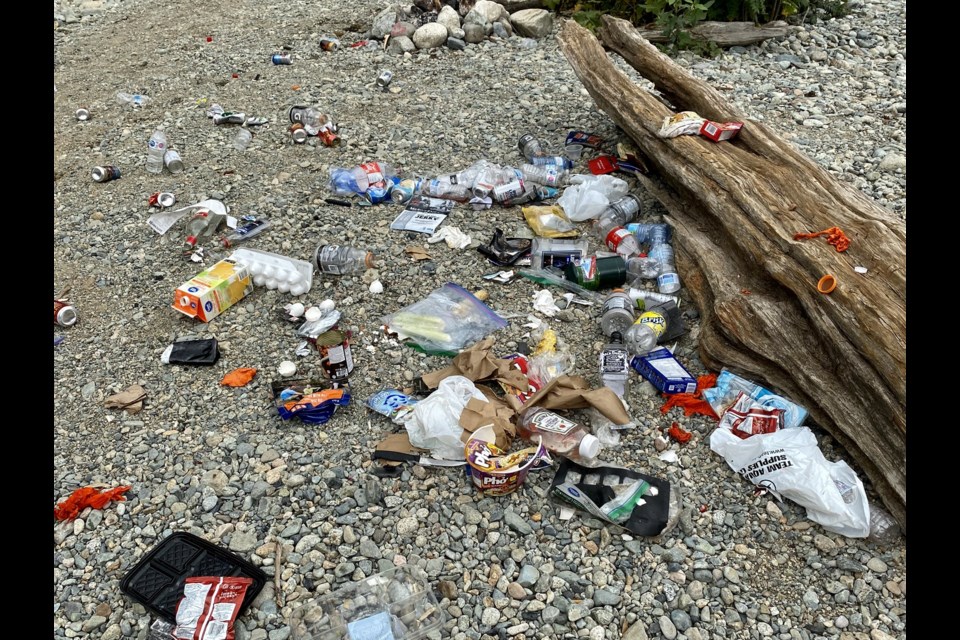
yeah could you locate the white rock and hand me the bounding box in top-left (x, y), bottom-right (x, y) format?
top-left (437, 5), bottom-right (461, 34)
top-left (473, 0), bottom-right (508, 23)
top-left (510, 8), bottom-right (553, 38)
top-left (369, 280), bottom-right (384, 294)
top-left (412, 23), bottom-right (449, 50)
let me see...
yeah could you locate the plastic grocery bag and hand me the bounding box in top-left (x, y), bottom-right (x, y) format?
top-left (709, 425), bottom-right (870, 537)
top-left (404, 376), bottom-right (487, 460)
top-left (557, 175), bottom-right (630, 221)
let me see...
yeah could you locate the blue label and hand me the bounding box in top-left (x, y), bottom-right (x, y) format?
top-left (188, 286), bottom-right (199, 293)
top-left (204, 301), bottom-right (213, 312)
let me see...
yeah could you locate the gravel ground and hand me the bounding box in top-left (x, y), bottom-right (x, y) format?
top-left (54, 1), bottom-right (906, 639)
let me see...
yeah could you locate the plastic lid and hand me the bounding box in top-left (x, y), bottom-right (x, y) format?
top-left (579, 434), bottom-right (601, 459)
top-left (610, 331), bottom-right (623, 342)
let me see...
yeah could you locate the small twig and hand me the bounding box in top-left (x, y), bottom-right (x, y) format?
top-left (275, 542), bottom-right (285, 609)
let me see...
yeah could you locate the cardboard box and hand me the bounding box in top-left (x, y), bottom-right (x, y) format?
top-left (699, 120), bottom-right (743, 142)
top-left (172, 258), bottom-right (253, 322)
top-left (630, 348), bottom-right (697, 395)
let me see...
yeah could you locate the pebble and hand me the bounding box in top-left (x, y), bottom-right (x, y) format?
top-left (659, 614), bottom-right (678, 639)
top-left (593, 589), bottom-right (621, 606)
top-left (517, 564), bottom-right (540, 587)
top-left (507, 581), bottom-right (526, 599)
top-left (813, 534), bottom-right (837, 552)
top-left (439, 580), bottom-right (458, 600)
top-left (567, 603), bottom-right (590, 622)
top-left (504, 509), bottom-right (532, 535)
top-left (866, 557), bottom-right (888, 573)
top-left (481, 607), bottom-right (501, 625)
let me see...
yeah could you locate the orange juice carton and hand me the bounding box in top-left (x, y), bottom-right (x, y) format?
top-left (172, 258), bottom-right (253, 322)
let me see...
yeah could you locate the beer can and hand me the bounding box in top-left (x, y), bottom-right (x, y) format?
top-left (289, 123), bottom-right (308, 144)
top-left (91, 166), bottom-right (121, 182)
top-left (149, 191), bottom-right (177, 208)
top-left (54, 300), bottom-right (78, 327)
top-left (271, 52), bottom-right (292, 65)
top-left (315, 329), bottom-right (354, 381)
top-left (75, 108), bottom-right (90, 121)
top-left (390, 177), bottom-right (422, 204)
top-left (319, 36), bottom-right (340, 51)
top-left (164, 149), bottom-right (184, 174)
top-left (317, 128), bottom-right (340, 147)
top-left (212, 112), bottom-right (246, 125)
top-left (376, 69), bottom-right (393, 89)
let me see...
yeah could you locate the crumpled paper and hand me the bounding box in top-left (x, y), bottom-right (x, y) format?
top-left (532, 290), bottom-right (561, 317)
top-left (428, 226), bottom-right (472, 249)
top-left (104, 384), bottom-right (147, 414)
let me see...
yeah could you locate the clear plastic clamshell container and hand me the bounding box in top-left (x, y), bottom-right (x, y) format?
top-left (288, 565), bottom-right (444, 640)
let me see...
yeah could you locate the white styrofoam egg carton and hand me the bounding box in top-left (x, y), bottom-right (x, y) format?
top-left (229, 247), bottom-right (313, 295)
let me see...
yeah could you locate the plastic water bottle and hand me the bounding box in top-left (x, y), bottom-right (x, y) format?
top-left (628, 288), bottom-right (679, 309)
top-left (600, 290), bottom-right (635, 337)
top-left (472, 161), bottom-right (506, 199)
top-left (520, 164), bottom-right (569, 188)
top-left (599, 331), bottom-right (630, 397)
top-left (315, 244), bottom-right (376, 276)
top-left (518, 407), bottom-right (601, 460)
top-left (518, 133), bottom-right (545, 161)
top-left (595, 217), bottom-right (642, 258)
top-left (626, 256), bottom-right (661, 281)
top-left (233, 128), bottom-right (252, 151)
top-left (626, 222), bottom-right (670, 244)
top-left (117, 92), bottom-right (151, 107)
top-left (601, 194), bottom-right (643, 227)
top-left (530, 155), bottom-right (574, 170)
top-left (866, 503), bottom-right (901, 546)
top-left (648, 224), bottom-right (681, 294)
top-left (146, 129), bottom-right (167, 174)
top-left (624, 309), bottom-right (668, 355)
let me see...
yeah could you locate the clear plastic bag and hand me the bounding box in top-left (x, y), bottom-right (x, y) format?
top-left (557, 174), bottom-right (630, 221)
top-left (522, 205), bottom-right (578, 238)
top-left (382, 283), bottom-right (508, 355)
top-left (404, 376), bottom-right (487, 460)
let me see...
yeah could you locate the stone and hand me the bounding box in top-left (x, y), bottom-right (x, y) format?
top-left (568, 603), bottom-right (590, 622)
top-left (268, 628), bottom-right (291, 640)
top-left (82, 616), bottom-right (107, 632)
top-left (371, 7), bottom-right (399, 39)
top-left (439, 580), bottom-right (458, 600)
top-left (802, 589), bottom-right (820, 610)
top-left (492, 21), bottom-right (509, 38)
top-left (517, 565), bottom-right (540, 587)
top-left (387, 36), bottom-right (416, 54)
top-left (509, 9), bottom-right (552, 38)
top-left (462, 506), bottom-right (483, 525)
top-left (391, 21), bottom-right (417, 38)
top-left (463, 23), bottom-right (485, 43)
top-left (870, 631), bottom-right (895, 640)
top-left (437, 5), bottom-right (461, 33)
top-left (723, 566), bottom-right (741, 584)
top-left (867, 557), bottom-right (888, 573)
top-left (397, 517), bottom-right (418, 536)
top-left (446, 37), bottom-right (466, 50)
top-left (473, 0), bottom-right (508, 23)
top-left (504, 510), bottom-right (533, 535)
top-left (542, 606), bottom-right (560, 624)
top-left (481, 606), bottom-right (501, 625)
top-left (659, 614), bottom-right (678, 640)
top-left (813, 534), bottom-right (837, 552)
top-left (101, 624), bottom-right (121, 640)
top-left (294, 534), bottom-right (320, 554)
top-left (623, 621), bottom-right (649, 640)
top-left (765, 501), bottom-right (783, 519)
top-left (229, 527), bottom-right (258, 552)
top-left (413, 23), bottom-right (449, 49)
top-left (81, 381), bottom-right (96, 399)
top-left (359, 538), bottom-right (380, 559)
top-left (507, 582), bottom-right (526, 599)
top-left (593, 589), bottom-right (621, 606)
top-left (671, 609), bottom-right (692, 632)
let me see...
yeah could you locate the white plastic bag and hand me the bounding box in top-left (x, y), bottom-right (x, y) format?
top-left (403, 376), bottom-right (487, 460)
top-left (709, 425), bottom-right (870, 537)
top-left (558, 175), bottom-right (630, 221)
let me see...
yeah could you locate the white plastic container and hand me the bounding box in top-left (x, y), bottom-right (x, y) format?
top-left (229, 247), bottom-right (313, 295)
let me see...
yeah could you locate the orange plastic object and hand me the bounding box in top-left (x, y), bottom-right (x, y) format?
top-left (817, 274), bottom-right (837, 294)
top-left (54, 486), bottom-right (131, 521)
top-left (661, 374), bottom-right (720, 419)
top-left (667, 422), bottom-right (693, 444)
top-left (221, 367), bottom-right (257, 387)
top-left (793, 226), bottom-right (851, 252)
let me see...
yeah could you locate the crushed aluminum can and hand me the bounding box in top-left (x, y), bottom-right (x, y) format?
top-left (319, 36), bottom-right (340, 51)
top-left (212, 112), bottom-right (246, 125)
top-left (317, 129), bottom-right (340, 147)
top-left (376, 70), bottom-right (393, 89)
top-left (149, 192), bottom-right (177, 208)
top-left (289, 123), bottom-right (308, 144)
top-left (271, 52), bottom-right (292, 65)
top-left (163, 149), bottom-right (184, 174)
top-left (54, 300), bottom-right (78, 327)
top-left (75, 108), bottom-right (90, 121)
top-left (91, 166), bottom-right (121, 182)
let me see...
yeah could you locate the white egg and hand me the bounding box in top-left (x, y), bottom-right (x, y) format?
top-left (305, 306), bottom-right (323, 322)
top-left (319, 299), bottom-right (335, 311)
top-left (287, 303), bottom-right (305, 317)
top-left (290, 284), bottom-right (307, 296)
top-left (265, 278), bottom-right (278, 290)
top-left (253, 275), bottom-right (266, 286)
top-left (278, 282), bottom-right (291, 293)
top-left (249, 262), bottom-right (264, 276)
top-left (278, 361), bottom-right (297, 376)
top-left (369, 280), bottom-right (384, 294)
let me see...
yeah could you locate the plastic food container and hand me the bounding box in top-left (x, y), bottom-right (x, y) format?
top-left (288, 565), bottom-right (444, 640)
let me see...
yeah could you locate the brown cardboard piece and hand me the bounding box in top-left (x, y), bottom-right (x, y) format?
top-left (104, 384), bottom-right (147, 415)
top-left (421, 337), bottom-right (529, 392)
top-left (373, 432), bottom-right (428, 465)
top-left (505, 375), bottom-right (632, 426)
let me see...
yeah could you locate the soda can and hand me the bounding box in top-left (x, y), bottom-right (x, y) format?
top-left (75, 108), bottom-right (90, 121)
top-left (271, 52), bottom-right (292, 65)
top-left (212, 112), bottom-right (246, 125)
top-left (319, 36), bottom-right (340, 51)
top-left (315, 329), bottom-right (354, 381)
top-left (289, 123), bottom-right (308, 144)
top-left (164, 149), bottom-right (184, 173)
top-left (91, 166), bottom-right (121, 182)
top-left (376, 70), bottom-right (393, 89)
top-left (390, 177), bottom-right (422, 204)
top-left (149, 192), bottom-right (177, 208)
top-left (317, 128), bottom-right (340, 147)
top-left (54, 300), bottom-right (78, 327)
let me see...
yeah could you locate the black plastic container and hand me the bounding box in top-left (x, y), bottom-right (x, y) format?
top-left (120, 532), bottom-right (266, 623)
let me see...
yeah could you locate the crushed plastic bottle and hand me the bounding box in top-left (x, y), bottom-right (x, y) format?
top-left (315, 244), bottom-right (376, 276)
top-left (117, 92), bottom-right (151, 107)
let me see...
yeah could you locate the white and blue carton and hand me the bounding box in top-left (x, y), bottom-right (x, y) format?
top-left (630, 348), bottom-right (697, 395)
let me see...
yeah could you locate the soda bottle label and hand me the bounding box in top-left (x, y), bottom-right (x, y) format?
top-left (636, 311), bottom-right (667, 338)
top-left (605, 227), bottom-right (632, 252)
top-left (319, 246), bottom-right (347, 275)
top-left (530, 411), bottom-right (578, 435)
top-left (657, 272), bottom-right (681, 290)
top-left (600, 348), bottom-right (629, 374)
top-left (571, 256), bottom-right (598, 285)
top-left (493, 179), bottom-right (525, 201)
top-left (359, 162), bottom-right (384, 184)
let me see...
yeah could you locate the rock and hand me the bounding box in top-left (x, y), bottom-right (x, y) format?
top-left (413, 23), bottom-right (449, 49)
top-left (504, 509), bottom-right (532, 535)
top-left (813, 534), bottom-right (837, 552)
top-left (391, 21), bottom-right (417, 38)
top-left (659, 614), bottom-right (678, 640)
top-left (765, 501), bottom-right (783, 519)
top-left (294, 534), bottom-right (320, 554)
top-left (542, 605), bottom-right (560, 624)
top-left (593, 589), bottom-right (621, 606)
top-left (439, 580), bottom-right (458, 600)
top-left (500, 0), bottom-right (545, 10)
top-left (802, 589), bottom-right (820, 610)
top-left (878, 153), bottom-right (906, 172)
top-left (81, 381), bottom-right (96, 399)
top-left (462, 506), bottom-right (483, 525)
top-left (359, 538), bottom-right (380, 559)
top-left (671, 609), bottom-right (692, 632)
top-left (463, 23), bottom-right (485, 43)
top-left (568, 603), bottom-right (590, 622)
top-left (723, 566), bottom-right (741, 584)
top-left (397, 517), bottom-right (418, 536)
top-left (463, 10), bottom-right (489, 33)
top-left (81, 616), bottom-right (107, 633)
top-left (449, 26), bottom-right (465, 39)
top-left (623, 621), bottom-right (649, 640)
top-left (481, 606), bottom-right (501, 625)
top-left (229, 527), bottom-right (258, 553)
top-left (492, 21), bottom-right (510, 38)
top-left (507, 581), bottom-right (526, 599)
top-left (870, 631), bottom-right (895, 640)
top-left (387, 35), bottom-right (416, 54)
top-left (268, 628), bottom-right (291, 640)
top-left (473, 0), bottom-right (508, 23)
top-left (446, 37), bottom-right (466, 50)
top-left (866, 557), bottom-right (888, 573)
top-left (517, 564), bottom-right (540, 587)
top-left (101, 624), bottom-right (121, 640)
top-left (509, 8), bottom-right (552, 38)
top-left (437, 5), bottom-right (461, 33)
top-left (371, 7), bottom-right (399, 39)
top-left (837, 557), bottom-right (867, 573)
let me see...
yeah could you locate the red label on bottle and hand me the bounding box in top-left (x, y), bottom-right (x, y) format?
top-left (359, 162), bottom-right (384, 184)
top-left (605, 227), bottom-right (631, 252)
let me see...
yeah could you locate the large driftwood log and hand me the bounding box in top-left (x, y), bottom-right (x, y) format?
top-left (557, 16), bottom-right (907, 530)
top-left (634, 20), bottom-right (789, 47)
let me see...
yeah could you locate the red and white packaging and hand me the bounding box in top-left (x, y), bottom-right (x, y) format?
top-left (699, 120), bottom-right (743, 142)
top-left (173, 576), bottom-right (253, 640)
top-left (719, 391), bottom-right (784, 440)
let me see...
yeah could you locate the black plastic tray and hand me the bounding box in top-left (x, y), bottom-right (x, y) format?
top-left (120, 531), bottom-right (267, 623)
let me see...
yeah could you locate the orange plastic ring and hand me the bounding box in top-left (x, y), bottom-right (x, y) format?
top-left (817, 274), bottom-right (837, 294)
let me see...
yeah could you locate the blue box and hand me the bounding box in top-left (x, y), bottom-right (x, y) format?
top-left (630, 348), bottom-right (697, 395)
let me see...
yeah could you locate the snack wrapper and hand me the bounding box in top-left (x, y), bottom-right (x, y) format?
top-left (465, 425), bottom-right (551, 496)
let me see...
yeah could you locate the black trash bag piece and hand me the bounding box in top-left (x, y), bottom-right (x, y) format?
top-left (477, 228), bottom-right (532, 266)
top-left (160, 338), bottom-right (220, 366)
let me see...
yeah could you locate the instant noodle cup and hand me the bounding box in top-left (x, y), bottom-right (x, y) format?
top-left (465, 425), bottom-right (551, 496)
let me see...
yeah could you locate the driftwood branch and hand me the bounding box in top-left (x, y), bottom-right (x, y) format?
top-left (558, 16), bottom-right (906, 531)
top-left (633, 20), bottom-right (790, 47)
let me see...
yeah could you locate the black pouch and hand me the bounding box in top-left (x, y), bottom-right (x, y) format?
top-left (161, 338), bottom-right (220, 365)
top-left (476, 228), bottom-right (532, 266)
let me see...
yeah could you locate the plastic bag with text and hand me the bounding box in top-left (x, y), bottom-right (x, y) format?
top-left (709, 425), bottom-right (870, 537)
top-left (404, 376), bottom-right (487, 461)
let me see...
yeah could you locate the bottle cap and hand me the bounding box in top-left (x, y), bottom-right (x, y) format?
top-left (364, 252), bottom-right (376, 269)
top-left (579, 434), bottom-right (601, 459)
top-left (610, 331), bottom-right (623, 342)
